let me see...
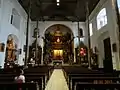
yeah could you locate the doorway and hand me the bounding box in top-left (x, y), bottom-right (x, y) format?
top-left (103, 37), bottom-right (113, 72)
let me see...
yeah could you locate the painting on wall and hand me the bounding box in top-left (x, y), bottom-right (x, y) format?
top-left (0, 43), bottom-right (5, 52)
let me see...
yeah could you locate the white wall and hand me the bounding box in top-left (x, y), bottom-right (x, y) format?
top-left (0, 0), bottom-right (28, 68)
top-left (30, 21), bottom-right (86, 48)
top-left (86, 0), bottom-right (120, 70)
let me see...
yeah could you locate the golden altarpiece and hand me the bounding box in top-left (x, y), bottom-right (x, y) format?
top-left (43, 26), bottom-right (74, 65)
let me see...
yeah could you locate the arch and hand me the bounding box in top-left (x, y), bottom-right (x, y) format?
top-left (7, 34), bottom-right (19, 44)
top-left (43, 24), bottom-right (74, 65)
top-left (4, 34), bottom-right (19, 68)
top-left (44, 24), bottom-right (74, 37)
top-left (97, 8), bottom-right (107, 30)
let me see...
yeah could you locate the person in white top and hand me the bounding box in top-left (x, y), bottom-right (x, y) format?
top-left (14, 69), bottom-right (25, 83)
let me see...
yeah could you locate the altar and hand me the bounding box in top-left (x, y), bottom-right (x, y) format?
top-left (52, 60), bottom-right (63, 66)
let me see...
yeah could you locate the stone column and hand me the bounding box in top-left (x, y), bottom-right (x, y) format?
top-left (73, 37), bottom-right (77, 63)
top-left (41, 37), bottom-right (45, 65)
top-left (41, 47), bottom-right (44, 65)
top-left (24, 0), bottom-right (31, 67)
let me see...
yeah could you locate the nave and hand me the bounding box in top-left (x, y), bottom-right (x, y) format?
top-left (0, 0), bottom-right (120, 90)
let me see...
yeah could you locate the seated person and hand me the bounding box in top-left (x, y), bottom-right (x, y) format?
top-left (14, 69), bottom-right (25, 83)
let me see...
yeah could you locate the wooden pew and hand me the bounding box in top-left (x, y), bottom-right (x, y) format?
top-left (75, 83), bottom-right (120, 90)
top-left (70, 77), bottom-right (120, 90)
top-left (0, 83), bottom-right (39, 90)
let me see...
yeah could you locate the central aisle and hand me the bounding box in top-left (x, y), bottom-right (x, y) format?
top-left (45, 69), bottom-right (69, 90)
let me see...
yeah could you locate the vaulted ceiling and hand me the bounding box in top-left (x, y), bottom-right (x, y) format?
top-left (18, 0), bottom-right (100, 21)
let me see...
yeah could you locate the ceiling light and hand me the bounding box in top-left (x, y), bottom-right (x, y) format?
top-left (57, 3), bottom-right (59, 6)
top-left (57, 0), bottom-right (60, 3)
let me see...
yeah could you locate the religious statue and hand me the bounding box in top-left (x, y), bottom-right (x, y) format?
top-left (4, 36), bottom-right (18, 68)
top-left (6, 38), bottom-right (16, 61)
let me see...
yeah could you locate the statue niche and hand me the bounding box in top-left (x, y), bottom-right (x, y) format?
top-left (4, 36), bottom-right (18, 68)
top-left (76, 41), bottom-right (88, 66)
top-left (28, 40), bottom-right (42, 65)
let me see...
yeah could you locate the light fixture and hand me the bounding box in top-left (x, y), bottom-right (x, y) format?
top-left (56, 0), bottom-right (60, 6)
top-left (57, 3), bottom-right (59, 6)
top-left (57, 0), bottom-right (60, 3)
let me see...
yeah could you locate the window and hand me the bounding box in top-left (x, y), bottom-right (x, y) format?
top-left (10, 15), bottom-right (13, 24)
top-left (97, 8), bottom-right (107, 30)
top-left (89, 23), bottom-right (93, 36)
top-left (0, 0), bottom-right (1, 8)
top-left (117, 0), bottom-right (120, 13)
top-left (11, 8), bottom-right (21, 30)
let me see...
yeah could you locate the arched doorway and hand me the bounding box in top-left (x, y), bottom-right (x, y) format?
top-left (4, 34), bottom-right (19, 68)
top-left (43, 24), bottom-right (74, 65)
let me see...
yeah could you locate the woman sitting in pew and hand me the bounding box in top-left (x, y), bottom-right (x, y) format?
top-left (14, 69), bottom-right (25, 83)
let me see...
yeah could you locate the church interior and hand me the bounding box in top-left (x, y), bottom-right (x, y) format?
top-left (0, 0), bottom-right (120, 90)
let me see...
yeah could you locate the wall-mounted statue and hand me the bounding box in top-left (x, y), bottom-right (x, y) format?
top-left (4, 34), bottom-right (19, 68)
top-left (28, 40), bottom-right (42, 66)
